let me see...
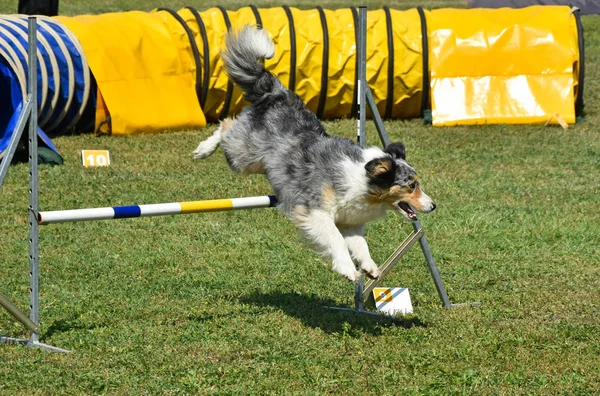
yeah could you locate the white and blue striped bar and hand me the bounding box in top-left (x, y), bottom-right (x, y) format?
top-left (38, 195), bottom-right (278, 225)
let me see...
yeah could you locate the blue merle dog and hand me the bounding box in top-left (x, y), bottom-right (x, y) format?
top-left (193, 26), bottom-right (436, 282)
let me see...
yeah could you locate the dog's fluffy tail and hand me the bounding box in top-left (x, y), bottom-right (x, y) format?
top-left (221, 25), bottom-right (279, 102)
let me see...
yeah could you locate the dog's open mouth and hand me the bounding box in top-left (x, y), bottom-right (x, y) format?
top-left (397, 202), bottom-right (417, 221)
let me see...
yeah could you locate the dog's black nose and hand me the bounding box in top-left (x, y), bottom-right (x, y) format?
top-left (431, 203), bottom-right (437, 211)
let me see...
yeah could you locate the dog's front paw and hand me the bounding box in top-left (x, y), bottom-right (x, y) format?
top-left (337, 267), bottom-right (362, 282)
top-left (364, 267), bottom-right (381, 280)
top-left (361, 261), bottom-right (381, 280)
top-left (346, 270), bottom-right (362, 282)
top-left (333, 258), bottom-right (362, 282)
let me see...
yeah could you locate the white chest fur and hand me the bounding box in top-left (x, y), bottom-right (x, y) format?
top-left (331, 155), bottom-right (390, 226)
top-left (333, 201), bottom-right (388, 227)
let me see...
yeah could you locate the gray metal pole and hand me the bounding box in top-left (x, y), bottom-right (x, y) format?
top-left (366, 88), bottom-right (390, 147)
top-left (0, 17), bottom-right (46, 347)
top-left (24, 17), bottom-right (70, 353)
top-left (27, 16), bottom-right (40, 344)
top-left (0, 293), bottom-right (40, 334)
top-left (353, 6), bottom-right (368, 311)
top-left (412, 221), bottom-right (452, 307)
top-left (411, 222), bottom-right (480, 308)
top-left (357, 7), bottom-right (367, 149)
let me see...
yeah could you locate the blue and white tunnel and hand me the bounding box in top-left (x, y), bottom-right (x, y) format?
top-left (0, 15), bottom-right (94, 160)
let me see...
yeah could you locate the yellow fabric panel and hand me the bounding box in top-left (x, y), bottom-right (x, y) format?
top-left (389, 8), bottom-right (425, 119)
top-left (194, 7), bottom-right (229, 121)
top-left (176, 7), bottom-right (296, 120)
top-left (320, 8), bottom-right (356, 119)
top-left (260, 7), bottom-right (294, 97)
top-left (192, 7), bottom-right (361, 121)
top-left (291, 8), bottom-right (325, 115)
top-left (428, 6), bottom-right (578, 126)
top-left (56, 6), bottom-right (581, 131)
top-left (55, 12), bottom-right (206, 135)
top-left (364, 9), bottom-right (389, 119)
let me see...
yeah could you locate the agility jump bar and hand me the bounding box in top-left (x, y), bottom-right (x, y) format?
top-left (38, 195), bottom-right (278, 224)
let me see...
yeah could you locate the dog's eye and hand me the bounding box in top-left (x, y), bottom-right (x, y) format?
top-left (408, 182), bottom-right (416, 190)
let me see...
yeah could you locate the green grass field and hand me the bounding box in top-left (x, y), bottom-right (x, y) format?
top-left (1, 0), bottom-right (599, 394)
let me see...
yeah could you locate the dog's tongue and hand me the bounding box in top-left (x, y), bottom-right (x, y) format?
top-left (398, 202), bottom-right (417, 219)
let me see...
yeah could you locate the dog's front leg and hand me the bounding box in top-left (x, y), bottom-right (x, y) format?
top-left (293, 209), bottom-right (361, 282)
top-left (339, 226), bottom-right (381, 280)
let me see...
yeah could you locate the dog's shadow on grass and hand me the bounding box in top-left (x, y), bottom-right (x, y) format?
top-left (43, 316), bottom-right (106, 339)
top-left (240, 291), bottom-right (426, 336)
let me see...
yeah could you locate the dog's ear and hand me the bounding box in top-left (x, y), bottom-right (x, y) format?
top-left (385, 142), bottom-right (406, 160)
top-left (365, 157), bottom-right (395, 186)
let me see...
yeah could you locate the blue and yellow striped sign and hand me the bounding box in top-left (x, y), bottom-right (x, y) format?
top-left (373, 287), bottom-right (413, 315)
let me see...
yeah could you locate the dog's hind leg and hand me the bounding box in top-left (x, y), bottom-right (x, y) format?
top-left (292, 208), bottom-right (361, 282)
top-left (339, 226), bottom-right (381, 280)
top-left (192, 118), bottom-right (233, 159)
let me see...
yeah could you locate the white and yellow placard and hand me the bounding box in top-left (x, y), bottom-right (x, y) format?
top-left (373, 287), bottom-right (413, 315)
top-left (81, 150), bottom-right (110, 167)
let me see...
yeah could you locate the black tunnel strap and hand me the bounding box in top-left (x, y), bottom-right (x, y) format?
top-left (217, 6), bottom-right (234, 119)
top-left (350, 7), bottom-right (359, 118)
top-left (249, 4), bottom-right (263, 29)
top-left (574, 9), bottom-right (585, 118)
top-left (383, 6), bottom-right (394, 119)
top-left (316, 6), bottom-right (329, 119)
top-left (417, 6), bottom-right (430, 116)
top-left (185, 6), bottom-right (210, 109)
top-left (282, 5), bottom-right (297, 92)
top-left (156, 8), bottom-right (203, 110)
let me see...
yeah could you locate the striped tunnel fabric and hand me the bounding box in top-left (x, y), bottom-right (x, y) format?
top-left (38, 196), bottom-right (278, 224)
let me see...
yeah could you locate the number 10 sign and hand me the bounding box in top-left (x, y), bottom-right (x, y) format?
top-left (81, 150), bottom-right (111, 167)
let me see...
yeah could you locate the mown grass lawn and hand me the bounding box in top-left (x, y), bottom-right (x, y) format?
top-left (1, 0), bottom-right (599, 394)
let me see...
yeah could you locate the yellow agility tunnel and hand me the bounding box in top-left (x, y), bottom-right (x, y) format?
top-left (49, 5), bottom-right (584, 135)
